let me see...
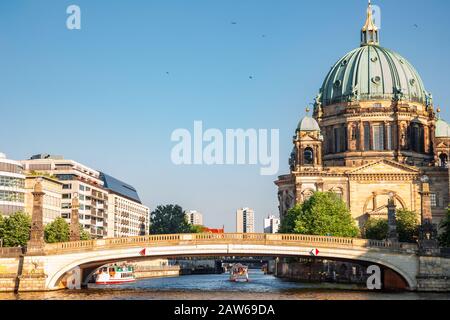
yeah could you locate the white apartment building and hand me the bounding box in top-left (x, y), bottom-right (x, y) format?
top-left (21, 154), bottom-right (109, 239)
top-left (236, 208), bottom-right (255, 233)
top-left (0, 153), bottom-right (25, 216)
top-left (264, 215), bottom-right (280, 234)
top-left (185, 210), bottom-right (203, 226)
top-left (100, 173), bottom-right (149, 238)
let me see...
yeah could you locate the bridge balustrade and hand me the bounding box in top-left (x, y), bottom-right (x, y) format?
top-left (3, 233), bottom-right (418, 256)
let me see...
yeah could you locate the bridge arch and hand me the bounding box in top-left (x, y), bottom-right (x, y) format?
top-left (46, 239), bottom-right (418, 291)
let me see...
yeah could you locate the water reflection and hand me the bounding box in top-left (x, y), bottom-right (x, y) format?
top-left (1, 270), bottom-right (449, 300)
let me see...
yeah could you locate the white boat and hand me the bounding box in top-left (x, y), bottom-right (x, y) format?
top-left (229, 264), bottom-right (249, 282)
top-left (95, 264), bottom-right (136, 285)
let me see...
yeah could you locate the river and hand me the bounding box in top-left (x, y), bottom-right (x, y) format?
top-left (1, 270), bottom-right (449, 300)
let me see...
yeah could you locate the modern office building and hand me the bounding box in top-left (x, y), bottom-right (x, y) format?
top-left (0, 153), bottom-right (25, 216)
top-left (264, 215), bottom-right (280, 234)
top-left (24, 175), bottom-right (63, 225)
top-left (21, 154), bottom-right (109, 239)
top-left (236, 208), bottom-right (255, 233)
top-left (100, 172), bottom-right (149, 238)
top-left (185, 210), bottom-right (203, 226)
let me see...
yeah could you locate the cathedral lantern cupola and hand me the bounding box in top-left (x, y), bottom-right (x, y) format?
top-left (361, 1), bottom-right (379, 46)
top-left (290, 108), bottom-right (323, 171)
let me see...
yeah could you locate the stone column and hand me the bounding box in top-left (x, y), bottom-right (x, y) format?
top-left (418, 176), bottom-right (439, 255)
top-left (70, 193), bottom-right (81, 242)
top-left (420, 179), bottom-right (432, 223)
top-left (359, 121), bottom-right (364, 151)
top-left (27, 180), bottom-right (45, 254)
top-left (387, 193), bottom-right (399, 242)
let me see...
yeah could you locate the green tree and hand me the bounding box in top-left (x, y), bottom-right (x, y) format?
top-left (190, 225), bottom-right (205, 233)
top-left (396, 209), bottom-right (419, 243)
top-left (363, 209), bottom-right (419, 243)
top-left (281, 192), bottom-right (359, 237)
top-left (278, 204), bottom-right (303, 233)
top-left (45, 217), bottom-right (69, 243)
top-left (363, 218), bottom-right (388, 240)
top-left (80, 225), bottom-right (91, 241)
top-left (0, 212), bottom-right (31, 247)
top-left (439, 207), bottom-right (450, 247)
top-left (149, 205), bottom-right (192, 234)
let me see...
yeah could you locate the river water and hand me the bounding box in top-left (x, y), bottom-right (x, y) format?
top-left (1, 270), bottom-right (449, 300)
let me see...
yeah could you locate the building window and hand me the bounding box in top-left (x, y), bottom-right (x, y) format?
top-left (364, 123), bottom-right (370, 151)
top-left (430, 194), bottom-right (437, 208)
top-left (386, 125), bottom-right (392, 150)
top-left (439, 154), bottom-right (448, 168)
top-left (372, 124), bottom-right (385, 151)
top-left (334, 126), bottom-right (347, 153)
top-left (410, 123), bottom-right (425, 153)
top-left (62, 194), bottom-right (71, 199)
top-left (303, 147), bottom-right (314, 165)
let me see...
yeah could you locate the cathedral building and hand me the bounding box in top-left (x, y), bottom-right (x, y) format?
top-left (275, 2), bottom-right (450, 228)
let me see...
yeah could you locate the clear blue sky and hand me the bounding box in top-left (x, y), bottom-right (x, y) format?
top-left (1, 0), bottom-right (449, 232)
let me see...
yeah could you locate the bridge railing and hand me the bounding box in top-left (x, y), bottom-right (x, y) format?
top-left (41, 233), bottom-right (419, 255)
top-left (0, 247), bottom-right (24, 257)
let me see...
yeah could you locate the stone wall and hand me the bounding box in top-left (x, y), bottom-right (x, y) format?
top-left (0, 257), bottom-right (20, 292)
top-left (416, 255), bottom-right (450, 292)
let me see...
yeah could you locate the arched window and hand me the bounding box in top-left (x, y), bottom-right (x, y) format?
top-left (439, 153), bottom-right (448, 168)
top-left (303, 147), bottom-right (314, 165)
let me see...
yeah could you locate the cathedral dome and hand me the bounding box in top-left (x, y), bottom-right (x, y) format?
top-left (320, 45), bottom-right (428, 107)
top-left (319, 2), bottom-right (428, 107)
top-left (297, 115), bottom-right (320, 132)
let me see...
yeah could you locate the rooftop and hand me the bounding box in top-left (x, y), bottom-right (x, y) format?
top-left (99, 172), bottom-right (142, 204)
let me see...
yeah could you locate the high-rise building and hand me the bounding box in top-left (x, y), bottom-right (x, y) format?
top-left (0, 153), bottom-right (25, 216)
top-left (264, 215), bottom-right (280, 234)
top-left (24, 175), bottom-right (63, 225)
top-left (21, 155), bottom-right (109, 239)
top-left (185, 210), bottom-right (203, 226)
top-left (100, 173), bottom-right (149, 238)
top-left (236, 208), bottom-right (255, 233)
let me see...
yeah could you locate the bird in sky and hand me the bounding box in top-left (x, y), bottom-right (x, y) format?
top-left (231, 21), bottom-right (237, 25)
top-left (249, 76), bottom-right (254, 80)
top-left (413, 24), bottom-right (419, 28)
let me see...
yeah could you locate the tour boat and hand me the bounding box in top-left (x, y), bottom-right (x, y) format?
top-left (95, 264), bottom-right (136, 285)
top-left (229, 264), bottom-right (249, 282)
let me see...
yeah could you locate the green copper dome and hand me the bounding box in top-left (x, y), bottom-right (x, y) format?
top-left (320, 45), bottom-right (428, 107)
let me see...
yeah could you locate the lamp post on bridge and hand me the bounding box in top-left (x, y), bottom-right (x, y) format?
top-left (387, 192), bottom-right (399, 243)
top-left (418, 175), bottom-right (439, 255)
top-left (70, 193), bottom-right (81, 242)
top-left (27, 179), bottom-right (45, 255)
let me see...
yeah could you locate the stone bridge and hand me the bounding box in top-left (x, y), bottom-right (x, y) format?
top-left (3, 232), bottom-right (447, 293)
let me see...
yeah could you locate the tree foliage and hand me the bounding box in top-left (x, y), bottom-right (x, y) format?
top-left (44, 217), bottom-right (69, 243)
top-left (363, 209), bottom-right (419, 243)
top-left (149, 205), bottom-right (192, 234)
top-left (80, 225), bottom-right (91, 241)
top-left (439, 207), bottom-right (450, 247)
top-left (396, 209), bottom-right (419, 243)
top-left (363, 218), bottom-right (388, 240)
top-left (189, 225), bottom-right (205, 233)
top-left (0, 212), bottom-right (31, 247)
top-left (278, 204), bottom-right (303, 234)
top-left (45, 219), bottom-right (91, 243)
top-left (279, 192), bottom-right (359, 238)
